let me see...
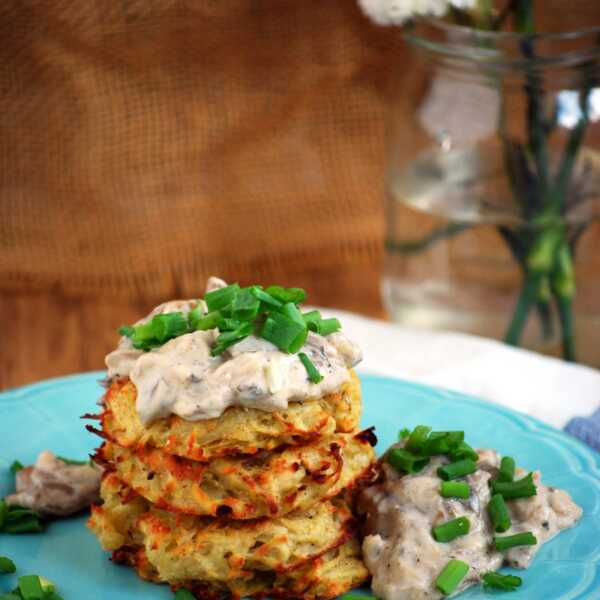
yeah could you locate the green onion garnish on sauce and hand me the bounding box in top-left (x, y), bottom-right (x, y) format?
top-left (440, 480), bottom-right (470, 499)
top-left (9, 461), bottom-right (23, 475)
top-left (494, 531), bottom-right (537, 551)
top-left (437, 458), bottom-right (477, 481)
top-left (498, 456), bottom-right (516, 482)
top-left (482, 571), bottom-right (522, 590)
top-left (18, 575), bottom-right (45, 600)
top-left (249, 286), bottom-right (283, 308)
top-left (298, 353), bottom-right (323, 384)
top-left (424, 431), bottom-right (464, 456)
top-left (405, 425), bottom-right (431, 453)
top-left (313, 317), bottom-right (341, 336)
top-left (398, 427), bottom-right (411, 440)
top-left (449, 442), bottom-right (479, 462)
top-left (211, 322), bottom-right (253, 356)
top-left (119, 283), bottom-right (347, 383)
top-left (231, 288), bottom-right (260, 321)
top-left (265, 285), bottom-right (306, 305)
top-left (435, 559), bottom-right (469, 596)
top-left (205, 283), bottom-right (240, 312)
top-left (0, 556), bottom-right (16, 574)
top-left (491, 472), bottom-right (537, 500)
top-left (488, 493), bottom-right (512, 533)
top-left (432, 516), bottom-right (470, 543)
top-left (260, 312), bottom-right (307, 354)
top-left (387, 448), bottom-right (430, 474)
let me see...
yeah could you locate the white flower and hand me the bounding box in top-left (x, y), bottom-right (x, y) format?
top-left (358, 0), bottom-right (476, 26)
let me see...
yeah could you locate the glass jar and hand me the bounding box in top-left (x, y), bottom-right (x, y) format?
top-left (383, 16), bottom-right (600, 367)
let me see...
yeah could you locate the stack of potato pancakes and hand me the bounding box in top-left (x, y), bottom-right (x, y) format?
top-left (88, 369), bottom-right (377, 599)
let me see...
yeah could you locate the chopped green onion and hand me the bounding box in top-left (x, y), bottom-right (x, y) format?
top-left (39, 576), bottom-right (55, 592)
top-left (387, 448), bottom-right (430, 475)
top-left (488, 493), bottom-right (512, 533)
top-left (249, 286), bottom-right (283, 308)
top-left (449, 442), bottom-right (479, 462)
top-left (187, 303), bottom-right (203, 329)
top-left (440, 481), bottom-right (470, 499)
top-left (424, 431), bottom-right (464, 456)
top-left (405, 425), bottom-right (432, 453)
top-left (5, 507), bottom-right (41, 522)
top-left (302, 310), bottom-right (322, 330)
top-left (232, 288), bottom-right (260, 321)
top-left (279, 302), bottom-right (306, 327)
top-left (315, 317), bottom-right (342, 336)
top-left (211, 322), bottom-right (253, 356)
top-left (10, 460), bottom-right (24, 475)
top-left (432, 516), bottom-right (470, 543)
top-left (192, 310), bottom-right (222, 331)
top-left (437, 458), bottom-right (477, 481)
top-left (498, 456), bottom-right (516, 483)
top-left (151, 312), bottom-right (189, 343)
top-left (265, 285), bottom-right (306, 305)
top-left (260, 312), bottom-right (307, 353)
top-left (57, 456), bottom-right (88, 465)
top-left (494, 531), bottom-right (537, 551)
top-left (482, 571), bottom-right (522, 590)
top-left (435, 559), bottom-right (469, 596)
top-left (0, 556), bottom-right (16, 573)
top-left (219, 318), bottom-right (243, 331)
top-left (298, 353), bottom-right (322, 384)
top-left (0, 500), bottom-right (7, 529)
top-left (338, 595), bottom-right (373, 600)
top-left (118, 325), bottom-right (135, 337)
top-left (18, 575), bottom-right (44, 600)
top-left (0, 593), bottom-right (22, 600)
top-left (4, 516), bottom-right (44, 534)
top-left (491, 472), bottom-right (537, 500)
top-left (398, 428), bottom-right (411, 440)
top-left (205, 283), bottom-right (240, 312)
top-left (174, 590), bottom-right (197, 600)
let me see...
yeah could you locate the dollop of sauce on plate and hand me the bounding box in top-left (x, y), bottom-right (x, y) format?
top-left (6, 451), bottom-right (101, 517)
top-left (105, 278), bottom-right (362, 424)
top-left (358, 446), bottom-right (582, 600)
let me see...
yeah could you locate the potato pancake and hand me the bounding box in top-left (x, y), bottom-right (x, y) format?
top-left (89, 474), bottom-right (358, 584)
top-left (98, 430), bottom-right (375, 519)
top-left (98, 371), bottom-right (361, 461)
top-left (113, 539), bottom-right (368, 600)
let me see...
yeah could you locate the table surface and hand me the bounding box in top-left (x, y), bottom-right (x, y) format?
top-left (0, 264), bottom-right (383, 391)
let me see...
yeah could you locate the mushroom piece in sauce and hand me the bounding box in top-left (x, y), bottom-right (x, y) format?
top-left (6, 451), bottom-right (101, 517)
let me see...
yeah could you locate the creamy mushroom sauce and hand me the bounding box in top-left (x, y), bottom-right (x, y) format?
top-left (104, 277), bottom-right (362, 424)
top-left (6, 451), bottom-right (101, 517)
top-left (358, 446), bottom-right (582, 600)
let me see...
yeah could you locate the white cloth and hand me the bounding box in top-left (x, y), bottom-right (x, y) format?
top-left (318, 308), bottom-right (600, 429)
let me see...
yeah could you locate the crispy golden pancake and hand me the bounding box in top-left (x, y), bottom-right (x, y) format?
top-left (98, 431), bottom-right (376, 519)
top-left (97, 371), bottom-right (361, 462)
top-left (113, 539), bottom-right (368, 600)
top-left (89, 474), bottom-right (355, 579)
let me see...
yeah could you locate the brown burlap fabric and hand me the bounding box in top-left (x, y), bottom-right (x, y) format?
top-left (0, 0), bottom-right (404, 299)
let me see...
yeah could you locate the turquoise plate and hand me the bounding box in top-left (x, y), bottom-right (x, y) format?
top-left (1, 372), bottom-right (599, 600)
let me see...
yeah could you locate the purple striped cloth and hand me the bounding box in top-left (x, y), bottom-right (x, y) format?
top-left (565, 408), bottom-right (600, 453)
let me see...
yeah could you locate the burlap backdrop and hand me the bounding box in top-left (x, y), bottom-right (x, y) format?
top-left (0, 0), bottom-right (404, 300)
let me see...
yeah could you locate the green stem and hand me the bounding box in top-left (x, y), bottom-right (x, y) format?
top-left (554, 68), bottom-right (594, 205)
top-left (385, 223), bottom-right (471, 255)
top-left (515, 0), bottom-right (535, 33)
top-left (497, 226), bottom-right (554, 341)
top-left (555, 296), bottom-right (575, 361)
top-left (505, 272), bottom-right (542, 346)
